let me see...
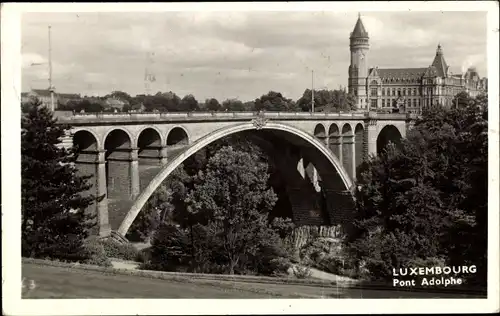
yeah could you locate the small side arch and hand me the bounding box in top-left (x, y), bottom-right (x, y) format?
top-left (72, 128), bottom-right (101, 150)
top-left (136, 126), bottom-right (165, 148)
top-left (166, 125), bottom-right (190, 146)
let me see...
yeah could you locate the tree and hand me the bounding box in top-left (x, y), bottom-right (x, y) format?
top-left (180, 94), bottom-right (199, 112)
top-left (185, 146), bottom-right (278, 274)
top-left (21, 100), bottom-right (100, 260)
top-left (451, 91), bottom-right (471, 109)
top-left (109, 91), bottom-right (133, 104)
top-left (222, 99), bottom-right (245, 111)
top-left (347, 94), bottom-right (488, 285)
top-left (254, 91), bottom-right (297, 111)
top-left (206, 98), bottom-right (221, 111)
top-left (296, 89), bottom-right (356, 112)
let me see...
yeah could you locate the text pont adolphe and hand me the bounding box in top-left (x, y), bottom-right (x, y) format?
top-left (392, 265), bottom-right (477, 287)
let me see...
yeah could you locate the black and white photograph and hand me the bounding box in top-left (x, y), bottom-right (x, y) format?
top-left (2, 1), bottom-right (499, 315)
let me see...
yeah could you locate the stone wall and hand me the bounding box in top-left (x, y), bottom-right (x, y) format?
top-left (287, 225), bottom-right (344, 251)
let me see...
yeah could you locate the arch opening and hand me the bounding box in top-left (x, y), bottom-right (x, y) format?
top-left (354, 123), bottom-right (364, 171)
top-left (117, 122), bottom-right (355, 236)
top-left (167, 127), bottom-right (189, 146)
top-left (341, 124), bottom-right (354, 179)
top-left (73, 130), bottom-right (98, 152)
top-left (104, 129), bottom-right (133, 207)
top-left (377, 125), bottom-right (402, 155)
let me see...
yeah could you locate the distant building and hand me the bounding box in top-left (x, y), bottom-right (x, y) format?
top-left (21, 89), bottom-right (81, 109)
top-left (347, 15), bottom-right (487, 113)
top-left (104, 97), bottom-right (128, 111)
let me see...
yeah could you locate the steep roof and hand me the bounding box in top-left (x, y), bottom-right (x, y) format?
top-left (375, 68), bottom-right (427, 80)
top-left (58, 93), bottom-right (81, 99)
top-left (350, 15), bottom-right (369, 38)
top-left (31, 89), bottom-right (52, 97)
top-left (431, 44), bottom-right (449, 77)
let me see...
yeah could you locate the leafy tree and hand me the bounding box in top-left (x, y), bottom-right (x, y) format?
top-left (185, 146), bottom-right (278, 274)
top-left (21, 100), bottom-right (100, 260)
top-left (297, 89), bottom-right (356, 112)
top-left (347, 94), bottom-right (488, 285)
top-left (206, 98), bottom-right (221, 111)
top-left (222, 99), bottom-right (245, 111)
top-left (451, 91), bottom-right (471, 109)
top-left (254, 91), bottom-right (297, 112)
top-left (108, 91), bottom-right (133, 104)
top-left (180, 94), bottom-right (199, 112)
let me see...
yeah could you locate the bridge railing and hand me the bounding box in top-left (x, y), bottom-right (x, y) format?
top-left (54, 110), bottom-right (418, 121)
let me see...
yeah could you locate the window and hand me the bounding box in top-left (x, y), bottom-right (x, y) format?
top-left (403, 88), bottom-right (406, 96)
top-left (370, 88), bottom-right (377, 96)
top-left (392, 88), bottom-right (396, 96)
top-left (398, 89), bottom-right (401, 96)
top-left (382, 99), bottom-right (385, 107)
top-left (370, 99), bottom-right (377, 109)
top-left (382, 88), bottom-right (385, 96)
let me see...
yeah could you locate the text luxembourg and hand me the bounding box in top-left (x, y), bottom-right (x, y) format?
top-left (392, 265), bottom-right (477, 287)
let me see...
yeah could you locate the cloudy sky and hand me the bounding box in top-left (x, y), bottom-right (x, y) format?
top-left (21, 9), bottom-right (487, 102)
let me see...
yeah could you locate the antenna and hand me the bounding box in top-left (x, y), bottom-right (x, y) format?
top-left (48, 25), bottom-right (55, 112)
top-left (144, 51), bottom-right (156, 95)
top-left (311, 70), bottom-right (315, 113)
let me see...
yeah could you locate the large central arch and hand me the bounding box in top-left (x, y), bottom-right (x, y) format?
top-left (117, 121), bottom-right (355, 236)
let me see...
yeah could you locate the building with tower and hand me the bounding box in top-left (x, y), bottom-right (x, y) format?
top-left (347, 15), bottom-right (488, 113)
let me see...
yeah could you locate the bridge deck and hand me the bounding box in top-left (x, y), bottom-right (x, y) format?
top-left (54, 111), bottom-right (417, 125)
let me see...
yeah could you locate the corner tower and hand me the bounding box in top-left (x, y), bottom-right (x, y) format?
top-left (348, 14), bottom-right (370, 109)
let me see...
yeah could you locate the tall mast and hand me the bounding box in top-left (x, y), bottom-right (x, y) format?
top-left (48, 25), bottom-right (55, 111)
top-left (311, 70), bottom-right (315, 113)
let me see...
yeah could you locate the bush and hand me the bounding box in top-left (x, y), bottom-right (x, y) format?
top-left (81, 237), bottom-right (112, 267)
top-left (292, 265), bottom-right (312, 279)
top-left (142, 224), bottom-right (193, 272)
top-left (100, 238), bottom-right (139, 261)
top-left (268, 257), bottom-right (293, 277)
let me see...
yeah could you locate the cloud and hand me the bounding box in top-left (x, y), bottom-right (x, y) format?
top-left (21, 11), bottom-right (488, 101)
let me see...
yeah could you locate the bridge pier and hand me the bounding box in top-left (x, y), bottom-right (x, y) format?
top-left (106, 147), bottom-right (140, 200)
top-left (322, 189), bottom-right (355, 226)
top-left (75, 149), bottom-right (111, 237)
top-left (364, 118), bottom-right (378, 159)
top-left (328, 135), bottom-right (343, 163)
top-left (341, 134), bottom-right (356, 180)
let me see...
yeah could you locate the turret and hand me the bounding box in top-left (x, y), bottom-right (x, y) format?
top-left (348, 14), bottom-right (370, 109)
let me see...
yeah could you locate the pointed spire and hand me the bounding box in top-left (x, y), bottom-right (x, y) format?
top-left (436, 43), bottom-right (443, 55)
top-left (431, 43), bottom-right (448, 77)
top-left (350, 14), bottom-right (369, 39)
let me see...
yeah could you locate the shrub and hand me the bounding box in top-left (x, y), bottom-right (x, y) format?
top-left (268, 257), bottom-right (293, 277)
top-left (81, 237), bottom-right (112, 267)
top-left (292, 265), bottom-right (312, 279)
top-left (143, 224), bottom-right (192, 272)
top-left (100, 238), bottom-right (139, 261)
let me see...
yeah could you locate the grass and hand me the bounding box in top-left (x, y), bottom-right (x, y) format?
top-left (22, 261), bottom-right (485, 299)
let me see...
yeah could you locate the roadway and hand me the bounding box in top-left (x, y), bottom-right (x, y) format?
top-left (22, 263), bottom-right (483, 299)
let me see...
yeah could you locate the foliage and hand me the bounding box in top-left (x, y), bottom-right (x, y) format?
top-left (21, 99), bottom-right (100, 261)
top-left (292, 265), bottom-right (312, 279)
top-left (99, 238), bottom-right (139, 261)
top-left (185, 146), bottom-right (278, 274)
top-left (296, 89), bottom-right (357, 112)
top-left (81, 237), bottom-right (112, 267)
top-left (140, 224), bottom-right (193, 271)
top-left (180, 94), bottom-right (200, 111)
top-left (346, 93), bottom-right (488, 285)
top-left (206, 98), bottom-right (221, 111)
top-left (254, 91), bottom-right (297, 111)
top-left (222, 98), bottom-right (245, 111)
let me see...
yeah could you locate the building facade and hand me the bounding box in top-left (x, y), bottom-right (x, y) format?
top-left (21, 89), bottom-right (81, 109)
top-left (347, 15), bottom-right (488, 113)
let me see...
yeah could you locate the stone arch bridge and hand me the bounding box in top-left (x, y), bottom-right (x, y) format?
top-left (56, 111), bottom-right (416, 239)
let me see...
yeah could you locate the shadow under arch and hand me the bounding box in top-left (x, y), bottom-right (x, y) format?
top-left (377, 125), bottom-right (403, 155)
top-left (117, 121), bottom-right (355, 236)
